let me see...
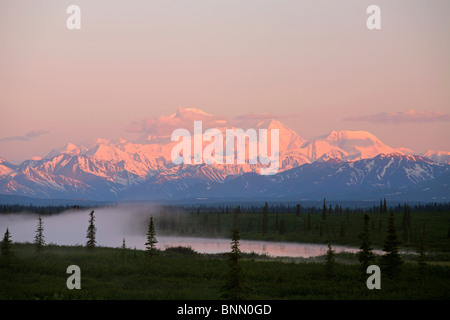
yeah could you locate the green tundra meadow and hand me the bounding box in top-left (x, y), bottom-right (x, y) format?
top-left (1, 202), bottom-right (450, 300)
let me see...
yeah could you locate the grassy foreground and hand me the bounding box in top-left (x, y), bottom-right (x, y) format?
top-left (1, 243), bottom-right (449, 300)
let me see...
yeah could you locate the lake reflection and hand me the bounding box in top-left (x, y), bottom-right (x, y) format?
top-left (153, 236), bottom-right (361, 258)
top-left (0, 208), bottom-right (369, 258)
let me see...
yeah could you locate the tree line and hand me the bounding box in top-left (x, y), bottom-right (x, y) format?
top-left (0, 207), bottom-right (433, 299)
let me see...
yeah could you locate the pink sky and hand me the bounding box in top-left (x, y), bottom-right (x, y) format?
top-left (1, 0), bottom-right (449, 163)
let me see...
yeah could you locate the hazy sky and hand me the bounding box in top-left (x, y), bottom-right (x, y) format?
top-left (1, 0), bottom-right (449, 163)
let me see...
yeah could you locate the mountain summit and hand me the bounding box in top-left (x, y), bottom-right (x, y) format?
top-left (0, 108), bottom-right (448, 201)
top-left (300, 130), bottom-right (413, 162)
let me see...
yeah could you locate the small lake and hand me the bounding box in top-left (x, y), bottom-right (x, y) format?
top-left (0, 208), bottom-right (379, 258)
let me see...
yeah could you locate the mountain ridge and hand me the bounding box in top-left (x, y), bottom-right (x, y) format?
top-left (1, 108), bottom-right (449, 201)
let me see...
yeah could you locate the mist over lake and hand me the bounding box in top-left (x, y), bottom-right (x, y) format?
top-left (0, 206), bottom-right (373, 258)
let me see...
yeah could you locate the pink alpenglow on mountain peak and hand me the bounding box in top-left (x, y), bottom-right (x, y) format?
top-left (422, 150), bottom-right (450, 165)
top-left (170, 120), bottom-right (280, 175)
top-left (300, 130), bottom-right (413, 162)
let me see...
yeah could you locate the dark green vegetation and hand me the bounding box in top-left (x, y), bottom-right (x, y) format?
top-left (358, 214), bottom-right (375, 278)
top-left (1, 243), bottom-right (449, 300)
top-left (221, 228), bottom-right (246, 300)
top-left (86, 210), bottom-right (97, 250)
top-left (324, 243), bottom-right (335, 280)
top-left (1, 203), bottom-right (91, 214)
top-left (1, 201), bottom-right (449, 300)
top-left (1, 229), bottom-right (13, 259)
top-left (381, 211), bottom-right (403, 280)
top-left (34, 215), bottom-right (45, 252)
top-left (153, 204), bottom-right (450, 253)
top-left (145, 216), bottom-right (158, 258)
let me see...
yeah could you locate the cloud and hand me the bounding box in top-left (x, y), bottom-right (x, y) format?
top-left (234, 112), bottom-right (284, 121)
top-left (126, 107), bottom-right (229, 138)
top-left (0, 130), bottom-right (50, 142)
top-left (233, 112), bottom-right (298, 128)
top-left (127, 107), bottom-right (296, 142)
top-left (343, 110), bottom-right (450, 124)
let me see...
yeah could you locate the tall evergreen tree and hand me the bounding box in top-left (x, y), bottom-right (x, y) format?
top-left (383, 198), bottom-right (387, 213)
top-left (262, 202), bottom-right (268, 235)
top-left (324, 243), bottom-right (335, 280)
top-left (381, 211), bottom-right (403, 280)
top-left (221, 227), bottom-right (245, 300)
top-left (1, 228), bottom-right (13, 259)
top-left (86, 210), bottom-right (97, 250)
top-left (121, 238), bottom-right (127, 261)
top-left (358, 214), bottom-right (375, 278)
top-left (145, 216), bottom-right (158, 258)
top-left (34, 215), bottom-right (45, 252)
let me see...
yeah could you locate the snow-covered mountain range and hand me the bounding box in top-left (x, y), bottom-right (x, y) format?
top-left (0, 108), bottom-right (449, 201)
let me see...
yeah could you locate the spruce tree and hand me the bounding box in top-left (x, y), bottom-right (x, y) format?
top-left (121, 238), bottom-right (127, 261)
top-left (86, 210), bottom-right (97, 250)
top-left (221, 227), bottom-right (245, 300)
top-left (324, 243), bottom-right (335, 280)
top-left (322, 198), bottom-right (327, 220)
top-left (383, 198), bottom-right (387, 213)
top-left (34, 215), bottom-right (45, 252)
top-left (1, 228), bottom-right (13, 259)
top-left (358, 214), bottom-right (375, 278)
top-left (145, 216), bottom-right (158, 258)
top-left (381, 211), bottom-right (403, 280)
